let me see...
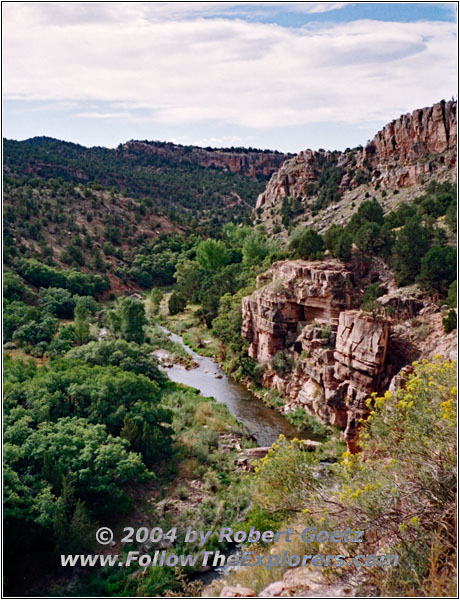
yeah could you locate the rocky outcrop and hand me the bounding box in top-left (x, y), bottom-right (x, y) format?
top-left (120, 141), bottom-right (290, 179)
top-left (361, 99), bottom-right (457, 188)
top-left (256, 150), bottom-right (329, 209)
top-left (242, 260), bottom-right (392, 451)
top-left (255, 101), bottom-right (457, 233)
top-left (242, 260), bottom-right (355, 361)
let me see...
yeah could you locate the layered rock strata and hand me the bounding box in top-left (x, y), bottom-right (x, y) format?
top-left (361, 99), bottom-right (457, 188)
top-left (242, 260), bottom-right (391, 450)
top-left (120, 141), bottom-right (290, 179)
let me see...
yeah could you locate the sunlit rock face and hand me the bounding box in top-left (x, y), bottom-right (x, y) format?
top-left (242, 260), bottom-right (391, 451)
top-left (255, 101), bottom-right (457, 236)
top-left (361, 99), bottom-right (457, 188)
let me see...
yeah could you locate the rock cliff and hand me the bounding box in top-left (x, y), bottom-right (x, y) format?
top-left (255, 100), bottom-right (457, 234)
top-left (242, 260), bottom-right (392, 451)
top-left (361, 99), bottom-right (457, 188)
top-left (119, 141), bottom-right (291, 179)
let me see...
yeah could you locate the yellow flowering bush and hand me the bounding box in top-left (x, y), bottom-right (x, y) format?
top-left (246, 358), bottom-right (457, 596)
top-left (251, 434), bottom-right (320, 514)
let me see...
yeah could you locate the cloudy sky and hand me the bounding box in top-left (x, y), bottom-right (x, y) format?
top-left (2, 2), bottom-right (457, 152)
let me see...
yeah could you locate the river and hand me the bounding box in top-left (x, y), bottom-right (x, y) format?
top-left (157, 326), bottom-right (313, 446)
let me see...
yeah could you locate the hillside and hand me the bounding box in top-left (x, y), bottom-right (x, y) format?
top-left (255, 100), bottom-right (457, 236)
top-left (3, 137), bottom-right (290, 237)
top-left (3, 138), bottom-right (290, 291)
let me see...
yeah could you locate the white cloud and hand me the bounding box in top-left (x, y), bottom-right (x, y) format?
top-left (2, 3), bottom-right (457, 134)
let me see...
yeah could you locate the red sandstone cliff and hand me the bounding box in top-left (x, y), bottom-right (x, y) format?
top-left (361, 99), bottom-right (457, 187)
top-left (242, 260), bottom-right (392, 451)
top-left (256, 100), bottom-right (457, 229)
top-left (119, 141), bottom-right (291, 179)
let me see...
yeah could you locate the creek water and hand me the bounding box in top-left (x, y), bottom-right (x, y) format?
top-left (157, 326), bottom-right (310, 446)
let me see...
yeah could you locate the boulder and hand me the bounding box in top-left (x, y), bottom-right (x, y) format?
top-left (258, 581), bottom-right (286, 597)
top-left (220, 585), bottom-right (256, 597)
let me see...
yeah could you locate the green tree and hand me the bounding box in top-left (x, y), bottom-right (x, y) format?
top-left (12, 315), bottom-right (59, 348)
top-left (3, 272), bottom-right (27, 302)
top-left (168, 291), bottom-right (187, 315)
top-left (39, 287), bottom-right (75, 319)
top-left (333, 230), bottom-right (353, 262)
top-left (347, 199), bottom-right (384, 234)
top-left (242, 232), bottom-right (275, 266)
top-left (418, 246), bottom-right (457, 295)
top-left (447, 280), bottom-right (457, 308)
top-left (118, 297), bottom-right (146, 344)
top-left (196, 239), bottom-right (229, 272)
top-left (445, 200), bottom-right (457, 233)
top-left (392, 217), bottom-right (430, 286)
top-left (443, 309), bottom-right (457, 333)
top-left (74, 302), bottom-right (91, 345)
top-left (289, 228), bottom-right (324, 260)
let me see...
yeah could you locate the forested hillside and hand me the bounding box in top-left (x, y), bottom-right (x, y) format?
top-left (4, 137), bottom-right (287, 235)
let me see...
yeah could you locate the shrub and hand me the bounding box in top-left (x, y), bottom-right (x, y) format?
top-left (270, 351), bottom-right (293, 376)
top-left (285, 407), bottom-right (329, 436)
top-left (443, 309), bottom-right (457, 333)
top-left (362, 282), bottom-right (385, 313)
top-left (246, 359), bottom-right (457, 596)
top-left (447, 280), bottom-right (457, 308)
top-left (168, 291), bottom-right (187, 315)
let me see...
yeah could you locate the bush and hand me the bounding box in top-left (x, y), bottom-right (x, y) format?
top-left (362, 282), bottom-right (385, 313)
top-left (168, 291), bottom-right (187, 315)
top-left (443, 309), bottom-right (457, 333)
top-left (289, 228), bottom-right (324, 260)
top-left (285, 407), bottom-right (329, 436)
top-left (447, 280), bottom-right (457, 308)
top-left (247, 359), bottom-right (457, 596)
top-left (270, 351), bottom-right (293, 376)
top-left (445, 200), bottom-right (457, 233)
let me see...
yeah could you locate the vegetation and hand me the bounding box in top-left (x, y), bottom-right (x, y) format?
top-left (2, 129), bottom-right (457, 599)
top-left (226, 358), bottom-right (457, 596)
top-left (3, 138), bottom-right (270, 242)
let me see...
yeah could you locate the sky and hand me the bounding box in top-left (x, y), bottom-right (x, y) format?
top-left (2, 2), bottom-right (458, 153)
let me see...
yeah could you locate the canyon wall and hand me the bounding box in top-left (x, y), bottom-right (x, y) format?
top-left (255, 100), bottom-right (457, 233)
top-left (120, 141), bottom-right (291, 179)
top-left (242, 260), bottom-right (392, 451)
top-left (361, 99), bottom-right (457, 188)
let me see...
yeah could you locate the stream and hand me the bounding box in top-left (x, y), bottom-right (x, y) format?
top-left (157, 326), bottom-right (313, 446)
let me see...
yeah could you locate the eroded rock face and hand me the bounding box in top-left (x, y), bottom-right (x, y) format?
top-left (120, 141), bottom-right (290, 179)
top-left (256, 150), bottom-right (327, 209)
top-left (255, 101), bottom-right (457, 235)
top-left (242, 260), bottom-right (354, 361)
top-left (242, 261), bottom-right (391, 451)
top-left (361, 99), bottom-right (457, 188)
